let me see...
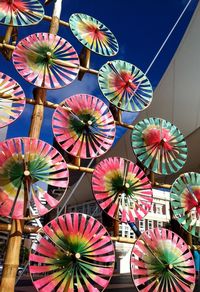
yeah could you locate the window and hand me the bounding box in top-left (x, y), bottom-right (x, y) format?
top-left (139, 220), bottom-right (145, 231)
top-left (148, 220), bottom-right (153, 229)
top-left (157, 221), bottom-right (163, 228)
top-left (156, 205), bottom-right (162, 214)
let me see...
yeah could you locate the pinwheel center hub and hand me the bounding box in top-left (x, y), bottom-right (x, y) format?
top-left (75, 253), bottom-right (81, 259)
top-left (167, 264), bottom-right (173, 270)
top-left (87, 120), bottom-right (93, 126)
top-left (46, 51), bottom-right (52, 59)
top-left (24, 170), bottom-right (30, 176)
top-left (162, 138), bottom-right (167, 143)
top-left (125, 183), bottom-right (130, 189)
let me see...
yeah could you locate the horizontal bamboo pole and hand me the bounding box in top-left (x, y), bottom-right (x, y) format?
top-left (0, 43), bottom-right (99, 76)
top-left (1, 222), bottom-right (199, 249)
top-left (0, 223), bottom-right (40, 234)
top-left (0, 43), bottom-right (15, 50)
top-left (115, 120), bottom-right (134, 129)
top-left (27, 10), bottom-right (70, 27)
top-left (26, 98), bottom-right (59, 109)
top-left (67, 163), bottom-right (94, 173)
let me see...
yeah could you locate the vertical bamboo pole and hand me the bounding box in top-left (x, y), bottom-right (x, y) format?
top-left (78, 48), bottom-right (91, 80)
top-left (0, 1), bottom-right (62, 291)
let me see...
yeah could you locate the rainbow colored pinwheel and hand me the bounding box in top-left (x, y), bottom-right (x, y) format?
top-left (170, 172), bottom-right (200, 237)
top-left (69, 13), bottom-right (119, 56)
top-left (0, 137), bottom-right (69, 219)
top-left (12, 33), bottom-right (80, 89)
top-left (92, 157), bottom-right (153, 223)
top-left (52, 94), bottom-right (116, 159)
top-left (0, 0), bottom-right (44, 26)
top-left (131, 228), bottom-right (196, 292)
top-left (29, 213), bottom-right (115, 291)
top-left (131, 117), bottom-right (187, 175)
top-left (0, 72), bottom-right (26, 128)
top-left (98, 60), bottom-right (153, 112)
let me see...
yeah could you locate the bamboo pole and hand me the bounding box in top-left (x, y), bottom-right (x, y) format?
top-left (0, 42), bottom-right (99, 75)
top-left (27, 10), bottom-right (70, 27)
top-left (0, 2), bottom-right (62, 291)
top-left (0, 221), bottom-right (24, 291)
top-left (78, 47), bottom-right (91, 80)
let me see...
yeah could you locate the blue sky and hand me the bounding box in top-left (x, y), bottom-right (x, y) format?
top-left (0, 0), bottom-right (199, 144)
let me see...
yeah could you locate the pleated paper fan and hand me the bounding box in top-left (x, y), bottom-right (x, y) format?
top-left (131, 117), bottom-right (187, 175)
top-left (29, 213), bottom-right (115, 291)
top-left (52, 94), bottom-right (116, 159)
top-left (0, 0), bottom-right (44, 26)
top-left (170, 172), bottom-right (200, 237)
top-left (98, 60), bottom-right (153, 112)
top-left (131, 228), bottom-right (196, 292)
top-left (0, 72), bottom-right (26, 128)
top-left (0, 137), bottom-right (69, 219)
top-left (69, 13), bottom-right (119, 56)
top-left (12, 33), bottom-right (80, 89)
top-left (92, 157), bottom-right (153, 223)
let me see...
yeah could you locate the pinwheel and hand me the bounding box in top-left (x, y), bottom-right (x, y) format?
top-left (0, 72), bottom-right (26, 128)
top-left (92, 157), bottom-right (153, 223)
top-left (0, 137), bottom-right (69, 219)
top-left (69, 13), bottom-right (119, 56)
top-left (131, 117), bottom-right (187, 175)
top-left (52, 94), bottom-right (116, 159)
top-left (12, 33), bottom-right (80, 89)
top-left (0, 0), bottom-right (44, 26)
top-left (131, 227), bottom-right (196, 291)
top-left (170, 172), bottom-right (200, 237)
top-left (29, 213), bottom-right (115, 291)
top-left (98, 60), bottom-right (153, 112)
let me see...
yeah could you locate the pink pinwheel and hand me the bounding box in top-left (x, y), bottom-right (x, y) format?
top-left (29, 213), bottom-right (115, 291)
top-left (52, 94), bottom-right (116, 159)
top-left (0, 0), bottom-right (44, 26)
top-left (98, 60), bottom-right (153, 112)
top-left (131, 117), bottom-right (187, 175)
top-left (69, 13), bottom-right (119, 56)
top-left (12, 33), bottom-right (80, 89)
top-left (0, 137), bottom-right (69, 219)
top-left (170, 172), bottom-right (200, 238)
top-left (0, 72), bottom-right (26, 128)
top-left (92, 157), bottom-right (153, 223)
top-left (131, 228), bottom-right (196, 291)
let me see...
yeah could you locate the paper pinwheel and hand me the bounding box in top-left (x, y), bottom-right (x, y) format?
top-left (12, 32), bottom-right (80, 89)
top-left (0, 72), bottom-right (25, 128)
top-left (170, 172), bottom-right (200, 237)
top-left (92, 157), bottom-right (153, 223)
top-left (0, 137), bottom-right (69, 219)
top-left (29, 213), bottom-right (115, 291)
top-left (69, 13), bottom-right (119, 56)
top-left (131, 227), bottom-right (196, 291)
top-left (131, 117), bottom-right (187, 175)
top-left (52, 94), bottom-right (116, 159)
top-left (98, 60), bottom-right (153, 112)
top-left (0, 0), bottom-right (44, 26)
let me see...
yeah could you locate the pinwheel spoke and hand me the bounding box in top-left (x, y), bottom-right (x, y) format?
top-left (12, 33), bottom-right (80, 89)
top-left (0, 72), bottom-right (26, 128)
top-left (131, 117), bottom-right (187, 174)
top-left (69, 13), bottom-right (119, 56)
top-left (170, 172), bottom-right (200, 237)
top-left (52, 94), bottom-right (116, 159)
top-left (92, 157), bottom-right (153, 223)
top-left (131, 228), bottom-right (196, 291)
top-left (0, 0), bottom-right (44, 26)
top-left (0, 137), bottom-right (69, 219)
top-left (98, 60), bottom-right (153, 112)
top-left (30, 213), bottom-right (115, 291)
